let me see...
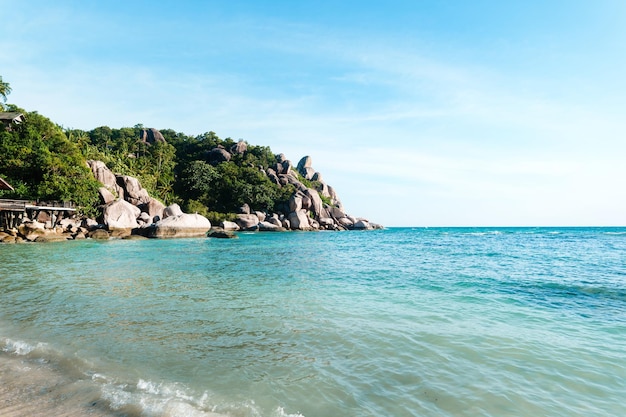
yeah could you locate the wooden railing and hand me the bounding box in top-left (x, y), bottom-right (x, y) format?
top-left (0, 199), bottom-right (29, 211)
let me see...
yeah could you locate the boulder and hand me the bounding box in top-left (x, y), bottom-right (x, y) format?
top-left (235, 214), bottom-right (259, 230)
top-left (140, 128), bottom-right (166, 144)
top-left (289, 195), bottom-right (303, 212)
top-left (87, 160), bottom-right (122, 197)
top-left (255, 211), bottom-right (266, 222)
top-left (17, 220), bottom-right (46, 241)
top-left (88, 229), bottom-right (110, 240)
top-left (258, 221), bottom-right (284, 232)
top-left (140, 198), bottom-right (165, 221)
top-left (304, 188), bottom-right (325, 219)
top-left (221, 221), bottom-right (240, 231)
top-left (103, 199), bottom-right (140, 230)
top-left (288, 210), bottom-right (311, 230)
top-left (98, 187), bottom-right (116, 204)
top-left (208, 229), bottom-right (238, 239)
top-left (207, 147), bottom-right (231, 165)
top-left (117, 175), bottom-right (151, 206)
top-left (351, 219), bottom-right (370, 230)
top-left (163, 203), bottom-right (183, 218)
top-left (231, 140), bottom-right (247, 154)
top-left (148, 213), bottom-right (211, 238)
top-left (239, 203), bottom-right (251, 215)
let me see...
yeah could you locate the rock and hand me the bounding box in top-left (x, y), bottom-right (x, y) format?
top-left (221, 221), bottom-right (240, 231)
top-left (140, 198), bottom-right (165, 221)
top-left (103, 199), bottom-right (140, 230)
top-left (34, 234), bottom-right (70, 243)
top-left (163, 203), bottom-right (183, 218)
top-left (258, 221), bottom-right (284, 232)
top-left (98, 187), bottom-right (116, 204)
top-left (87, 160), bottom-right (123, 197)
top-left (255, 211), bottom-right (266, 222)
top-left (277, 153), bottom-right (287, 163)
top-left (140, 128), bottom-right (166, 144)
top-left (304, 188), bottom-right (326, 219)
top-left (207, 147), bottom-right (231, 165)
top-left (116, 175), bottom-right (151, 206)
top-left (231, 140), bottom-right (247, 154)
top-left (351, 219), bottom-right (370, 230)
top-left (289, 195), bottom-right (303, 212)
top-left (59, 218), bottom-right (82, 231)
top-left (267, 215), bottom-right (282, 227)
top-left (288, 210), bottom-right (311, 230)
top-left (239, 203), bottom-right (251, 215)
top-left (148, 213), bottom-right (212, 238)
top-left (17, 220), bottom-right (46, 241)
top-left (235, 214), bottom-right (259, 230)
top-left (82, 218), bottom-right (99, 230)
top-left (208, 229), bottom-right (238, 239)
top-left (138, 211), bottom-right (151, 224)
top-left (88, 229), bottom-right (110, 239)
top-left (297, 155), bottom-right (312, 171)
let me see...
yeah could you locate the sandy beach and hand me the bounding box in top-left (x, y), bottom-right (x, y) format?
top-left (0, 353), bottom-right (117, 417)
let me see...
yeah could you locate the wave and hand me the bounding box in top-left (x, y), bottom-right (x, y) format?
top-left (1, 337), bottom-right (304, 417)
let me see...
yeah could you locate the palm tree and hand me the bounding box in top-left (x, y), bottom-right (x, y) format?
top-left (0, 76), bottom-right (12, 108)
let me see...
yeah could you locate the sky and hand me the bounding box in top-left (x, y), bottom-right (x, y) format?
top-left (1, 0), bottom-right (625, 226)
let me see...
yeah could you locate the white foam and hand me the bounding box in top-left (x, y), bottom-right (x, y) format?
top-left (2, 338), bottom-right (47, 355)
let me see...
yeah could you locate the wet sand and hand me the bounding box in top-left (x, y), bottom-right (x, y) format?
top-left (0, 353), bottom-right (117, 417)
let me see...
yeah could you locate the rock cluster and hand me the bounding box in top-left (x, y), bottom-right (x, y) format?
top-left (227, 155), bottom-right (382, 232)
top-left (86, 161), bottom-right (212, 239)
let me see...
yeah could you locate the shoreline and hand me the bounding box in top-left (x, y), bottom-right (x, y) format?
top-left (0, 353), bottom-right (118, 417)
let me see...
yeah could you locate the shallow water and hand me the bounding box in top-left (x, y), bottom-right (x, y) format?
top-left (1, 228), bottom-right (625, 416)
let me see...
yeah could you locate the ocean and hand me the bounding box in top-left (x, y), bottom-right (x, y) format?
top-left (1, 227), bottom-right (625, 417)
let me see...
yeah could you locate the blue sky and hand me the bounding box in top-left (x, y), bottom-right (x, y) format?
top-left (1, 1), bottom-right (625, 226)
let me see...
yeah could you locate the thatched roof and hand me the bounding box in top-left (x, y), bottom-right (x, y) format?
top-left (0, 177), bottom-right (14, 191)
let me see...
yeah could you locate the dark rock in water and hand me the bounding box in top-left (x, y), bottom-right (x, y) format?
top-left (207, 229), bottom-right (238, 239)
top-left (88, 229), bottom-right (110, 240)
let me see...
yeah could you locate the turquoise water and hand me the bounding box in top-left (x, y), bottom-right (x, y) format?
top-left (1, 228), bottom-right (625, 416)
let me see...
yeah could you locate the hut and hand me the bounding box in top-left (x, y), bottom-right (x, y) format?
top-left (0, 112), bottom-right (25, 131)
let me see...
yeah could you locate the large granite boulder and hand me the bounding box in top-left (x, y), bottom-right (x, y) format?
top-left (207, 147), bottom-right (231, 165)
top-left (297, 156), bottom-right (316, 180)
top-left (87, 160), bottom-right (123, 198)
top-left (231, 140), bottom-right (247, 154)
top-left (140, 128), bottom-right (166, 144)
top-left (288, 210), bottom-right (311, 230)
top-left (221, 221), bottom-right (240, 231)
top-left (235, 214), bottom-right (259, 230)
top-left (163, 203), bottom-right (184, 218)
top-left (148, 213), bottom-right (211, 238)
top-left (140, 198), bottom-right (165, 221)
top-left (98, 187), bottom-right (116, 204)
top-left (103, 199), bottom-right (140, 230)
top-left (117, 175), bottom-right (151, 206)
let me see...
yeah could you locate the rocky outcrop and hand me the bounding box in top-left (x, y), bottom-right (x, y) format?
top-left (147, 213), bottom-right (211, 238)
top-left (140, 128), bottom-right (166, 145)
top-left (207, 147), bottom-right (231, 165)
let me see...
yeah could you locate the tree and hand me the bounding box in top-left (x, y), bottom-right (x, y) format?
top-left (0, 75), bottom-right (11, 108)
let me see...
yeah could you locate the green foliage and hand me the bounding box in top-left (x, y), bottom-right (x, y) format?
top-left (0, 75), bottom-right (11, 108)
top-left (0, 108), bottom-right (100, 215)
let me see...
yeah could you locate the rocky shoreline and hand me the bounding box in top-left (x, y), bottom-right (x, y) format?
top-left (0, 154), bottom-right (382, 243)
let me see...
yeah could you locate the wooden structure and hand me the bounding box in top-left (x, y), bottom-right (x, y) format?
top-left (0, 199), bottom-right (77, 230)
top-left (0, 112), bottom-right (25, 131)
top-left (0, 176), bottom-right (13, 191)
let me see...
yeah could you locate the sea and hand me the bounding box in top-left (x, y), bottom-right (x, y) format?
top-left (1, 227), bottom-right (625, 417)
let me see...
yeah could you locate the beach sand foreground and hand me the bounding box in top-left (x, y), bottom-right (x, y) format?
top-left (0, 353), bottom-right (116, 417)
